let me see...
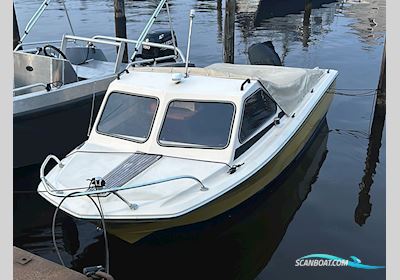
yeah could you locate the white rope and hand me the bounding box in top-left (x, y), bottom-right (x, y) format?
top-left (87, 81), bottom-right (96, 137)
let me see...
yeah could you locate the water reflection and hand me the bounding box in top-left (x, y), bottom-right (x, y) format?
top-left (236, 0), bottom-right (337, 33)
top-left (302, 0), bottom-right (313, 47)
top-left (61, 216), bottom-right (80, 256)
top-left (355, 95), bottom-right (385, 226)
top-left (254, 0), bottom-right (337, 25)
top-left (235, 0), bottom-right (340, 64)
top-left (338, 0), bottom-right (386, 48)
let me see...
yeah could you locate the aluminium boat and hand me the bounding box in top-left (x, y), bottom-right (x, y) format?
top-left (14, 0), bottom-right (185, 169)
top-left (37, 63), bottom-right (338, 241)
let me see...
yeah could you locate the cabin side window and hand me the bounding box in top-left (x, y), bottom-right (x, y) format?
top-left (239, 89), bottom-right (277, 143)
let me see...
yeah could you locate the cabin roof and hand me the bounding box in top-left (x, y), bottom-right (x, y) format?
top-left (108, 66), bottom-right (258, 103)
top-left (110, 64), bottom-right (330, 115)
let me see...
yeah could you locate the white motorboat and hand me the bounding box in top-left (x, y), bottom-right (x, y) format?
top-left (38, 63), bottom-right (338, 242)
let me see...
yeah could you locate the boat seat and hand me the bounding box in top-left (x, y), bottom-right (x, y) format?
top-left (72, 60), bottom-right (118, 80)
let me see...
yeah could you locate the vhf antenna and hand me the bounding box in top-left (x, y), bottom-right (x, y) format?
top-left (185, 9), bottom-right (195, 78)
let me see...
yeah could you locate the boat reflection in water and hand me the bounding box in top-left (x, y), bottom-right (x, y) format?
top-left (70, 119), bottom-right (330, 279)
top-left (236, 0), bottom-right (337, 30)
top-left (253, 0), bottom-right (337, 24)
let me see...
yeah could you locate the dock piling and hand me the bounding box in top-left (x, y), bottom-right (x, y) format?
top-left (114, 0), bottom-right (129, 62)
top-left (223, 0), bottom-right (236, 63)
top-left (377, 40), bottom-right (386, 95)
top-left (217, 0), bottom-right (223, 42)
top-left (302, 0), bottom-right (312, 47)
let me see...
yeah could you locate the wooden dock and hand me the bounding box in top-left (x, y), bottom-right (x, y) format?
top-left (13, 247), bottom-right (87, 280)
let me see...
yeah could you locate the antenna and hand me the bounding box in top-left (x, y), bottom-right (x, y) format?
top-left (185, 9), bottom-right (195, 78)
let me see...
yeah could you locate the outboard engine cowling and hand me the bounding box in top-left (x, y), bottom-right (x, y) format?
top-left (248, 41), bottom-right (282, 66)
top-left (141, 30), bottom-right (177, 61)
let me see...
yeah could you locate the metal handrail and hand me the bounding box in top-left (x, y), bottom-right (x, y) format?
top-left (40, 155), bottom-right (208, 198)
top-left (13, 83), bottom-right (48, 96)
top-left (128, 55), bottom-right (177, 67)
top-left (40, 155), bottom-right (64, 192)
top-left (60, 35), bottom-right (126, 74)
top-left (62, 35), bottom-right (123, 48)
top-left (14, 40), bottom-right (62, 52)
top-left (91, 35), bottom-right (186, 63)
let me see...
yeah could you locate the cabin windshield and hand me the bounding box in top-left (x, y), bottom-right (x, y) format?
top-left (97, 92), bottom-right (158, 142)
top-left (159, 101), bottom-right (235, 148)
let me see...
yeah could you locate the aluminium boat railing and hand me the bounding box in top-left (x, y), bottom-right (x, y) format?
top-left (14, 40), bottom-right (63, 52)
top-left (91, 35), bottom-right (186, 66)
top-left (13, 83), bottom-right (49, 96)
top-left (13, 34), bottom-right (183, 95)
top-left (40, 154), bottom-right (208, 210)
top-left (14, 36), bottom-right (185, 66)
top-left (13, 35), bottom-right (126, 95)
top-left (60, 35), bottom-right (126, 74)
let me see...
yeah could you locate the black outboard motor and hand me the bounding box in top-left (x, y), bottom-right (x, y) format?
top-left (141, 30), bottom-right (177, 61)
top-left (248, 41), bottom-right (282, 66)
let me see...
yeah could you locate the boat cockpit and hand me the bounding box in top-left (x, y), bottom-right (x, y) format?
top-left (13, 33), bottom-right (186, 96)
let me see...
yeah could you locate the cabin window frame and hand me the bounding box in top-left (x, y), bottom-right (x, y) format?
top-left (157, 99), bottom-right (237, 150)
top-left (96, 91), bottom-right (160, 144)
top-left (238, 88), bottom-right (278, 144)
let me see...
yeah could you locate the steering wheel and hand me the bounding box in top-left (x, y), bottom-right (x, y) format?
top-left (43, 44), bottom-right (68, 60)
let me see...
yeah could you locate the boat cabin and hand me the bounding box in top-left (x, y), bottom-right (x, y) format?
top-left (86, 64), bottom-right (305, 165)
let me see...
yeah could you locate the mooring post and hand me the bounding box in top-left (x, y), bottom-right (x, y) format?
top-left (377, 39), bottom-right (386, 96)
top-left (302, 0), bottom-right (312, 47)
top-left (223, 0), bottom-right (235, 63)
top-left (114, 0), bottom-right (129, 62)
top-left (217, 0), bottom-right (223, 42)
top-left (13, 4), bottom-right (21, 50)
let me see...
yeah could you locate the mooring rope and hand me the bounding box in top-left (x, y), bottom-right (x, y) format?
top-left (61, 0), bottom-right (75, 36)
top-left (329, 88), bottom-right (378, 97)
top-left (51, 190), bottom-right (110, 274)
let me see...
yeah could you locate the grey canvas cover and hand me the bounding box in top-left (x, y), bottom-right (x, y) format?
top-left (129, 63), bottom-right (327, 116)
top-left (206, 63), bottom-right (326, 115)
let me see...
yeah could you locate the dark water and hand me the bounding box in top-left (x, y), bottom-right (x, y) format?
top-left (13, 0), bottom-right (386, 279)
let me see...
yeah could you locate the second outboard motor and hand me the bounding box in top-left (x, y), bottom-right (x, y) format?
top-left (248, 41), bottom-right (282, 66)
top-left (141, 30), bottom-right (177, 61)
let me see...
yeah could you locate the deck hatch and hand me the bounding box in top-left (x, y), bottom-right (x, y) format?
top-left (101, 153), bottom-right (161, 189)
